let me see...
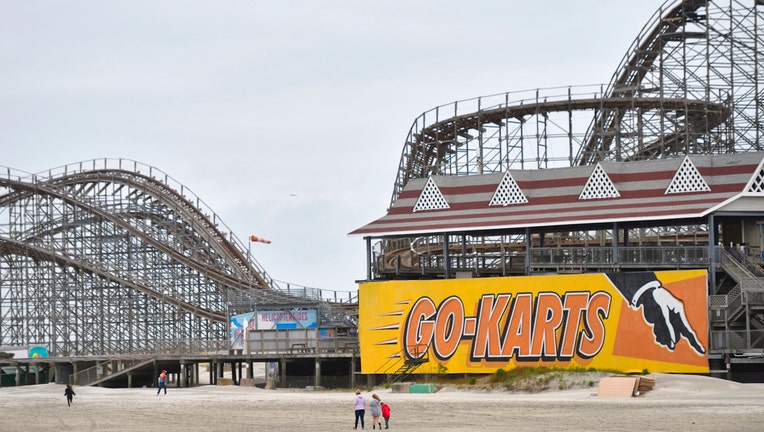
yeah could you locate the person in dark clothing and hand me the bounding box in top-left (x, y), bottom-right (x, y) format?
top-left (64, 384), bottom-right (76, 407)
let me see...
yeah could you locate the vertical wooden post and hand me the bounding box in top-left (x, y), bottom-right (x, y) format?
top-left (314, 358), bottom-right (321, 388)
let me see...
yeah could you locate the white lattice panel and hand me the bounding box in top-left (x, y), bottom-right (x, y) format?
top-left (665, 157), bottom-right (710, 194)
top-left (579, 163), bottom-right (620, 200)
top-left (746, 158), bottom-right (764, 193)
top-left (489, 172), bottom-right (528, 206)
top-left (413, 177), bottom-right (450, 212)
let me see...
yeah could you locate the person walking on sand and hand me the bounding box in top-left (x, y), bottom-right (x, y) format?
top-left (156, 370), bottom-right (168, 395)
top-left (353, 389), bottom-right (366, 430)
top-left (64, 384), bottom-right (76, 407)
top-left (369, 394), bottom-right (382, 430)
top-left (381, 401), bottom-right (391, 429)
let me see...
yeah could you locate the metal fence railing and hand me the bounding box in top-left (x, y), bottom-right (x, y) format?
top-left (245, 328), bottom-right (359, 355)
top-left (69, 355), bottom-right (155, 386)
top-left (377, 245), bottom-right (718, 277)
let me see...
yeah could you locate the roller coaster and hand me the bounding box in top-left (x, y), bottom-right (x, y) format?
top-left (0, 160), bottom-right (354, 358)
top-left (392, 0), bottom-right (762, 204)
top-left (370, 0), bottom-right (764, 274)
top-left (4, 0), bottom-right (764, 371)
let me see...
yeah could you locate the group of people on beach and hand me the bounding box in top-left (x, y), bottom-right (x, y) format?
top-left (353, 390), bottom-right (391, 430)
top-left (64, 370), bottom-right (168, 405)
top-left (66, 372), bottom-right (396, 430)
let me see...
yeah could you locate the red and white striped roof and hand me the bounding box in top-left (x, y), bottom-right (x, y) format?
top-left (350, 152), bottom-right (764, 237)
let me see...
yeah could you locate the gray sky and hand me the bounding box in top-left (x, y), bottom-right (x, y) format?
top-left (0, 1), bottom-right (659, 295)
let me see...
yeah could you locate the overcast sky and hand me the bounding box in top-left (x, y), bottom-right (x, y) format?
top-left (0, 1), bottom-right (661, 296)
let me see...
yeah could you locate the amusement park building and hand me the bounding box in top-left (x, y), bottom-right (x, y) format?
top-left (352, 0), bottom-right (764, 381)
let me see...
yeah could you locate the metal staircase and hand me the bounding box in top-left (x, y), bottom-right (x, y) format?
top-left (711, 249), bottom-right (764, 352)
top-left (70, 356), bottom-right (156, 386)
top-left (385, 357), bottom-right (428, 384)
top-left (377, 347), bottom-right (430, 384)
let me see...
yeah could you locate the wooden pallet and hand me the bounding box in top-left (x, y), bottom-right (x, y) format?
top-left (637, 376), bottom-right (656, 394)
top-left (597, 376), bottom-right (655, 397)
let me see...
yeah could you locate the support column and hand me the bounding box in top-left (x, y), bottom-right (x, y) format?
top-left (725, 353), bottom-right (732, 381)
top-left (746, 303), bottom-right (752, 349)
top-left (350, 354), bottom-right (356, 389)
top-left (314, 358), bottom-right (321, 388)
top-left (14, 362), bottom-right (21, 386)
top-left (613, 222), bottom-right (620, 265)
top-left (708, 214), bottom-right (717, 294)
top-left (153, 363), bottom-right (159, 388)
top-left (247, 360), bottom-right (254, 379)
top-left (501, 243), bottom-right (507, 276)
top-left (280, 358), bottom-right (286, 388)
top-left (72, 362), bottom-right (78, 386)
top-left (443, 235), bottom-right (451, 279)
top-left (461, 235), bottom-right (468, 270)
top-left (180, 363), bottom-right (188, 388)
top-left (366, 237), bottom-right (373, 281)
top-left (525, 227), bottom-right (531, 275)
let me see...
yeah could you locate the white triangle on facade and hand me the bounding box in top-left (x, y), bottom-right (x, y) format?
top-left (665, 156), bottom-right (711, 194)
top-left (744, 156), bottom-right (764, 193)
top-left (489, 171), bottom-right (528, 206)
top-left (579, 163), bottom-right (620, 200)
top-left (413, 177), bottom-right (450, 212)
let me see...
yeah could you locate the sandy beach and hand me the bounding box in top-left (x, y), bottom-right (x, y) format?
top-left (1, 373), bottom-right (763, 432)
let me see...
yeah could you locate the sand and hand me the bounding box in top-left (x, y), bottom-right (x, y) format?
top-left (1, 373), bottom-right (763, 432)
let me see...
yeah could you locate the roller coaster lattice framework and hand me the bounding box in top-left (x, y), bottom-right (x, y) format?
top-left (392, 0), bottom-right (764, 204)
top-left (0, 159), bottom-right (352, 357)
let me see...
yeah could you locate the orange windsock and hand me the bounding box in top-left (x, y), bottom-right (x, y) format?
top-left (250, 235), bottom-right (272, 244)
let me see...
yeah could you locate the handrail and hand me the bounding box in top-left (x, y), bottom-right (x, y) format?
top-left (725, 247), bottom-right (764, 278)
top-left (69, 355), bottom-right (155, 386)
top-left (271, 279), bottom-right (358, 304)
top-left (376, 245), bottom-right (716, 277)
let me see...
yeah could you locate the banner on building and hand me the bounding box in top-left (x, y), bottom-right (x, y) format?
top-left (256, 310), bottom-right (317, 330)
top-left (230, 309), bottom-right (318, 349)
top-left (359, 270), bottom-right (708, 374)
top-left (230, 312), bottom-right (255, 350)
top-left (29, 346), bottom-right (48, 358)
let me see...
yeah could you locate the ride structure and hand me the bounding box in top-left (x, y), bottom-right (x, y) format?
top-left (0, 159), bottom-right (355, 359)
top-left (353, 0), bottom-right (764, 380)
